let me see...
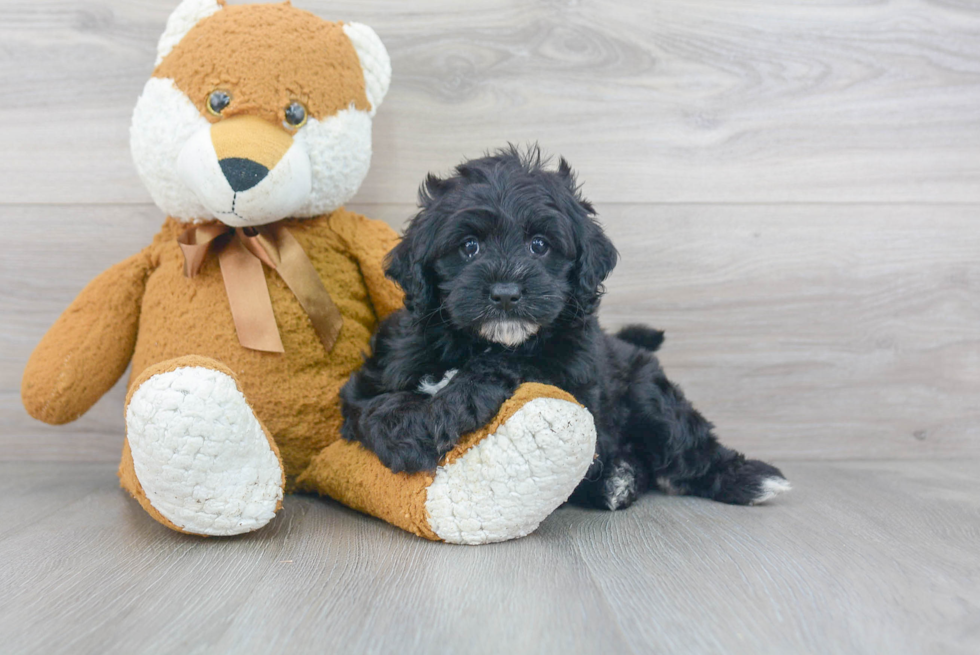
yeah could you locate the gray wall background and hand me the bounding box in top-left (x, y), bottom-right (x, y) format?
top-left (2, 0), bottom-right (978, 462)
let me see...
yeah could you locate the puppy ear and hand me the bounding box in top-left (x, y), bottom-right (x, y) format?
top-left (556, 157), bottom-right (617, 313)
top-left (574, 216), bottom-right (618, 312)
top-left (557, 156), bottom-right (574, 183)
top-left (384, 215), bottom-right (437, 319)
top-left (419, 173), bottom-right (455, 207)
top-left (556, 157), bottom-right (597, 214)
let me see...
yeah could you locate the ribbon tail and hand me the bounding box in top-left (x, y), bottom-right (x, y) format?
top-left (271, 226), bottom-right (344, 352)
top-left (218, 235), bottom-right (285, 353)
top-left (177, 223), bottom-right (229, 277)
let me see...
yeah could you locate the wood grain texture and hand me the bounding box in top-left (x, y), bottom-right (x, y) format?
top-left (4, 203), bottom-right (978, 462)
top-left (2, 2), bottom-right (978, 652)
top-left (0, 460), bottom-right (977, 654)
top-left (0, 0), bottom-right (978, 204)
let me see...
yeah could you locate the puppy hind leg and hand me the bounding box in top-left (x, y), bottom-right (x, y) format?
top-left (626, 366), bottom-right (790, 506)
top-left (568, 446), bottom-right (650, 511)
top-left (655, 444), bottom-right (791, 506)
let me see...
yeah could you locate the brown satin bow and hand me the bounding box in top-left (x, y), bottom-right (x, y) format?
top-left (177, 223), bottom-right (343, 353)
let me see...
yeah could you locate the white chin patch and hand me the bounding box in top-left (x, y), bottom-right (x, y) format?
top-left (479, 320), bottom-right (540, 346)
top-left (176, 128), bottom-right (312, 227)
top-left (131, 77), bottom-right (375, 222)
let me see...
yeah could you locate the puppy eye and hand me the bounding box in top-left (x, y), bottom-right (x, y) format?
top-left (529, 236), bottom-right (550, 255)
top-left (460, 237), bottom-right (480, 259)
top-left (284, 101), bottom-right (308, 128)
top-left (207, 90), bottom-right (232, 116)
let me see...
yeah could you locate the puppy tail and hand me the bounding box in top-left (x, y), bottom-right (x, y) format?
top-left (615, 324), bottom-right (665, 352)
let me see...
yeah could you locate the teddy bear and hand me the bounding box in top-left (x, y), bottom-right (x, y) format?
top-left (20, 0), bottom-right (597, 545)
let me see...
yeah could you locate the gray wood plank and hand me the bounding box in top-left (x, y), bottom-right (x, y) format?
top-left (0, 0), bottom-right (978, 204)
top-left (599, 203), bottom-right (980, 461)
top-left (0, 460), bottom-right (976, 654)
top-left (4, 203), bottom-right (978, 462)
top-left (568, 459), bottom-right (980, 654)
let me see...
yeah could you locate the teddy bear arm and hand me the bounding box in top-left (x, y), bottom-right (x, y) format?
top-left (21, 250), bottom-right (154, 425)
top-left (298, 383), bottom-right (598, 544)
top-left (332, 210), bottom-right (405, 320)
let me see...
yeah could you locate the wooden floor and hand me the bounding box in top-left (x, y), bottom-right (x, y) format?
top-left (2, 0), bottom-right (979, 653)
top-left (1, 460), bottom-right (978, 654)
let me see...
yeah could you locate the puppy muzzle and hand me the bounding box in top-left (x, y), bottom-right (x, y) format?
top-left (177, 115), bottom-right (313, 227)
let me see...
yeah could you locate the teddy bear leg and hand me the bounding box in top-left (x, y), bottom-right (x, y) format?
top-left (297, 383), bottom-right (597, 544)
top-left (119, 356), bottom-right (285, 536)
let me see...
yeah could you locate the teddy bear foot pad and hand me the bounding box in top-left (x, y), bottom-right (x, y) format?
top-left (125, 365), bottom-right (285, 536)
top-left (425, 396), bottom-right (597, 544)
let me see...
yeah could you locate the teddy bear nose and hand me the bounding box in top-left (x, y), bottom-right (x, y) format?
top-left (490, 283), bottom-right (522, 311)
top-left (219, 157), bottom-right (269, 192)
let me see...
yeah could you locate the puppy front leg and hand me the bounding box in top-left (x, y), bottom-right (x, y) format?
top-left (428, 357), bottom-right (522, 434)
top-left (341, 389), bottom-right (439, 473)
top-left (397, 358), bottom-right (522, 471)
top-left (340, 360), bottom-right (521, 474)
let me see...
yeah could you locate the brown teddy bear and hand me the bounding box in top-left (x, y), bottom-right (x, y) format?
top-left (20, 0), bottom-right (597, 544)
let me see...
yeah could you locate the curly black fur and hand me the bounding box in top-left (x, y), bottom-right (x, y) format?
top-left (340, 145), bottom-right (789, 510)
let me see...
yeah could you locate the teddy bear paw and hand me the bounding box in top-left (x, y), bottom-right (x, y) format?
top-left (125, 365), bottom-right (284, 536)
top-left (425, 396), bottom-right (597, 545)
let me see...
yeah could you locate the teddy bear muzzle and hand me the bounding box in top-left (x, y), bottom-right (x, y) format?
top-left (177, 114), bottom-right (313, 227)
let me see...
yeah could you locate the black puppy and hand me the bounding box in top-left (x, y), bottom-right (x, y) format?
top-left (340, 146), bottom-right (790, 510)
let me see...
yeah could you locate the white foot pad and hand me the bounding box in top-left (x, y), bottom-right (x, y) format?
top-left (126, 366), bottom-right (284, 536)
top-left (425, 398), bottom-right (597, 545)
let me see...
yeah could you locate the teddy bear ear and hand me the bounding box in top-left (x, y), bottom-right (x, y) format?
top-left (342, 23), bottom-right (392, 117)
top-left (154, 0), bottom-right (226, 67)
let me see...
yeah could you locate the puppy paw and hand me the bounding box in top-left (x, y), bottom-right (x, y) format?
top-left (748, 472), bottom-right (793, 505)
top-left (712, 459), bottom-right (792, 506)
top-left (600, 457), bottom-right (641, 511)
top-left (372, 438), bottom-right (443, 474)
top-left (355, 412), bottom-right (450, 474)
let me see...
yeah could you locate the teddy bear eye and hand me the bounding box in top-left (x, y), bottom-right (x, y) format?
top-left (284, 102), bottom-right (308, 128)
top-left (460, 237), bottom-right (480, 259)
top-left (207, 90), bottom-right (231, 116)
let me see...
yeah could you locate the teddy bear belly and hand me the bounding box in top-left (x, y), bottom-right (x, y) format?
top-left (129, 256), bottom-right (379, 481)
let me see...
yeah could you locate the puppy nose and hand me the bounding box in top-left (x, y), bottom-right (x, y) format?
top-left (219, 158), bottom-right (269, 192)
top-left (490, 283), bottom-right (522, 311)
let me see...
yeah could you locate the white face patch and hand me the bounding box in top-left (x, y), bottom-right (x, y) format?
top-left (131, 78), bottom-right (212, 220)
top-left (478, 320), bottom-right (540, 346)
top-left (131, 78), bottom-right (375, 223)
top-left (291, 109), bottom-right (374, 218)
top-left (176, 127), bottom-right (313, 227)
